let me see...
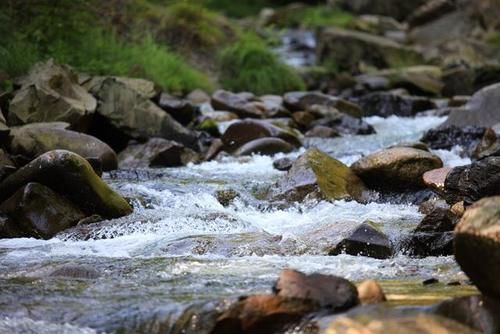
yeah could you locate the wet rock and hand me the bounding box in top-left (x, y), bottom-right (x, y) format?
top-left (292, 111), bottom-right (315, 129)
top-left (474, 127), bottom-right (500, 159)
top-left (317, 27), bottom-right (423, 73)
top-left (118, 138), bottom-right (199, 168)
top-left (403, 207), bottom-right (458, 257)
top-left (308, 105), bottom-right (375, 135)
top-left (421, 125), bottom-right (485, 155)
top-left (423, 167), bottom-right (452, 196)
top-left (328, 222), bottom-right (393, 259)
top-left (221, 119), bottom-right (301, 153)
top-left (273, 157), bottom-right (294, 172)
top-left (0, 182), bottom-right (86, 239)
top-left (355, 92), bottom-right (436, 117)
top-left (205, 138), bottom-right (224, 161)
top-left (444, 157), bottom-right (500, 204)
top-left (336, 0), bottom-right (427, 21)
top-left (48, 265), bottom-right (100, 279)
top-left (323, 314), bottom-right (479, 334)
top-left (284, 92), bottom-right (364, 118)
top-left (10, 122), bottom-right (118, 171)
top-left (389, 141), bottom-right (429, 152)
top-left (0, 149), bottom-right (16, 182)
top-left (260, 95), bottom-right (289, 118)
top-left (211, 90), bottom-right (264, 118)
top-left (8, 59), bottom-right (96, 131)
top-left (432, 295), bottom-right (500, 334)
top-left (454, 196), bottom-right (500, 299)
top-left (233, 138), bottom-right (294, 157)
top-left (357, 280), bottom-right (386, 304)
top-left (442, 64), bottom-right (500, 97)
top-left (273, 269), bottom-right (359, 311)
top-left (0, 150), bottom-right (132, 218)
top-left (407, 0), bottom-right (456, 28)
top-left (351, 147), bottom-right (443, 191)
top-left (214, 189), bottom-right (239, 207)
top-left (305, 125), bottom-right (340, 138)
top-left (89, 77), bottom-right (198, 150)
top-left (158, 93), bottom-right (198, 126)
top-left (270, 148), bottom-right (367, 202)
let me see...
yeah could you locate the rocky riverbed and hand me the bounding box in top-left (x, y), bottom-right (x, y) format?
top-left (1, 0), bottom-right (500, 333)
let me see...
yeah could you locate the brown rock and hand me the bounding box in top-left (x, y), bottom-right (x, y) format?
top-left (357, 280), bottom-right (386, 304)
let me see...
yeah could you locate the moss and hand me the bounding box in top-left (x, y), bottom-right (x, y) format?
top-left (267, 5), bottom-right (354, 29)
top-left (219, 35), bottom-right (305, 95)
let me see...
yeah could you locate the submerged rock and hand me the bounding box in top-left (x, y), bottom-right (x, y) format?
top-left (270, 148), bottom-right (367, 202)
top-left (454, 196), bottom-right (500, 299)
top-left (8, 59), bottom-right (96, 131)
top-left (351, 147), bottom-right (443, 190)
top-left (118, 138), bottom-right (199, 168)
top-left (0, 182), bottom-right (85, 239)
top-left (0, 150), bottom-right (132, 218)
top-left (10, 122), bottom-right (118, 171)
top-left (328, 222), bottom-right (393, 259)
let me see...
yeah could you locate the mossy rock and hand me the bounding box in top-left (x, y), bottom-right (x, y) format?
top-left (270, 148), bottom-right (367, 202)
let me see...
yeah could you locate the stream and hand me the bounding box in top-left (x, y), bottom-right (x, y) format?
top-left (0, 115), bottom-right (477, 333)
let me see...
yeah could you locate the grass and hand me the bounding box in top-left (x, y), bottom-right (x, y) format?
top-left (203, 0), bottom-right (319, 18)
top-left (265, 5), bottom-right (354, 29)
top-left (219, 35), bottom-right (305, 95)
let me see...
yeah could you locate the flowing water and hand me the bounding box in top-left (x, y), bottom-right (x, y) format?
top-left (0, 115), bottom-right (476, 333)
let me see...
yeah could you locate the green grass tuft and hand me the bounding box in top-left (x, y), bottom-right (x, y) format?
top-left (219, 35), bottom-right (305, 95)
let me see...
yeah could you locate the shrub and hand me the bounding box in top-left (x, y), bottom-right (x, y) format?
top-left (219, 35), bottom-right (305, 95)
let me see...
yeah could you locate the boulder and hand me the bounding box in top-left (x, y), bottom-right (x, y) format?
top-left (260, 95), bottom-right (289, 118)
top-left (351, 147), bottom-right (443, 190)
top-left (284, 92), bottom-right (364, 118)
top-left (308, 106), bottom-right (375, 135)
top-left (0, 149), bottom-right (15, 182)
top-left (221, 119), bottom-right (301, 152)
top-left (454, 196), bottom-right (500, 299)
top-left (336, 0), bottom-right (427, 21)
top-left (89, 77), bottom-right (198, 150)
top-left (81, 75), bottom-right (158, 99)
top-left (403, 207), bottom-right (458, 257)
top-left (186, 89), bottom-right (211, 105)
top-left (421, 125), bottom-right (485, 155)
top-left (0, 182), bottom-right (86, 239)
top-left (211, 90), bottom-right (264, 118)
top-left (0, 150), bottom-right (132, 218)
top-left (118, 138), bottom-right (199, 168)
top-left (328, 222), bottom-right (393, 259)
top-left (9, 123), bottom-right (118, 171)
top-left (273, 269), bottom-right (359, 311)
top-left (158, 92), bottom-right (198, 126)
top-left (305, 125), bottom-right (340, 138)
top-left (357, 280), bottom-right (386, 305)
top-left (8, 59), bottom-right (96, 131)
top-left (355, 92), bottom-right (436, 117)
top-left (233, 138), bottom-right (294, 157)
top-left (423, 167), bottom-right (452, 195)
top-left (270, 148), bottom-right (367, 202)
top-left (317, 27), bottom-right (423, 73)
top-left (473, 127), bottom-right (500, 159)
top-left (324, 314), bottom-right (480, 334)
top-left (444, 157), bottom-right (500, 204)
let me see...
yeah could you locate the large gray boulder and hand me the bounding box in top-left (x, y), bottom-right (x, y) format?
top-left (8, 59), bottom-right (97, 131)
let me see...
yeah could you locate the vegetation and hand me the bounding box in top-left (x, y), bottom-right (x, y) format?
top-left (219, 35), bottom-right (305, 95)
top-left (267, 5), bottom-right (354, 29)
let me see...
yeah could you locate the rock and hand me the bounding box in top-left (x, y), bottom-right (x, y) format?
top-left (9, 123), bottom-right (118, 171)
top-left (214, 189), bottom-right (239, 207)
top-left (357, 280), bottom-right (386, 304)
top-left (351, 147), bottom-right (443, 190)
top-left (205, 138), bottom-right (224, 161)
top-left (336, 0), bottom-right (427, 21)
top-left (0, 110), bottom-right (9, 143)
top-left (273, 157), bottom-right (294, 172)
top-left (273, 269), bottom-right (359, 311)
top-left (221, 119), bottom-right (301, 153)
top-left (118, 138), bottom-right (199, 168)
top-left (89, 77), bottom-right (199, 150)
top-left (233, 137), bottom-right (294, 157)
top-left (317, 27), bottom-right (423, 73)
top-left (48, 265), bottom-right (100, 279)
top-left (442, 64), bottom-right (500, 98)
top-left (211, 90), bottom-right (264, 118)
top-left (474, 127), bottom-right (500, 159)
top-left (0, 149), bottom-right (16, 182)
top-left (260, 95), bottom-right (289, 118)
top-left (0, 182), bottom-right (86, 239)
top-left (292, 111), bottom-right (315, 129)
top-left (389, 141), bottom-right (429, 152)
top-left (324, 314), bottom-right (480, 334)
top-left (454, 196), bottom-right (500, 299)
top-left (0, 150), bottom-right (132, 218)
top-left (432, 295), bottom-right (500, 334)
top-left (407, 0), bottom-right (457, 28)
top-left (403, 207), bottom-right (458, 257)
top-left (158, 93), bottom-right (198, 126)
top-left (305, 125), bottom-right (340, 138)
top-left (328, 222), bottom-right (393, 259)
top-left (423, 167), bottom-right (452, 195)
top-left (352, 14), bottom-right (405, 36)
top-left (186, 89), bottom-right (211, 105)
top-left (270, 148), bottom-right (367, 202)
top-left (442, 83), bottom-right (500, 128)
top-left (81, 75), bottom-right (158, 99)
top-left (284, 92), bottom-right (364, 118)
top-left (308, 105), bottom-right (375, 135)
top-left (421, 125), bottom-right (485, 155)
top-left (355, 92), bottom-right (436, 117)
top-left (8, 59), bottom-right (96, 131)
top-left (444, 157), bottom-right (500, 204)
